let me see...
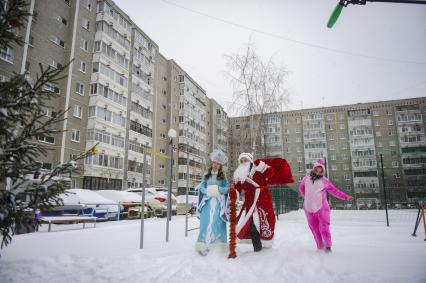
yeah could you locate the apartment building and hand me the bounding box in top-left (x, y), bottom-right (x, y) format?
top-left (1, 0), bottom-right (158, 191)
top-left (229, 97), bottom-right (426, 206)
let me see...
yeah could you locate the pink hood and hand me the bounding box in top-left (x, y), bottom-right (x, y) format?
top-left (313, 159), bottom-right (325, 173)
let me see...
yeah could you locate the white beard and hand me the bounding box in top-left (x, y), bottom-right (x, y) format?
top-left (233, 162), bottom-right (251, 183)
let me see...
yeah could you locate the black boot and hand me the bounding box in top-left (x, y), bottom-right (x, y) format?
top-left (250, 218), bottom-right (262, 252)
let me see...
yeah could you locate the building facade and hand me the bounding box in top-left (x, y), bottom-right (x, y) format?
top-left (229, 97), bottom-right (426, 207)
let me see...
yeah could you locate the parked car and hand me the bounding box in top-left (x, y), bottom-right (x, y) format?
top-left (407, 203), bottom-right (417, 209)
top-left (152, 187), bottom-right (178, 215)
top-left (51, 189), bottom-right (119, 220)
top-left (126, 187), bottom-right (177, 216)
top-left (176, 195), bottom-right (199, 215)
top-left (95, 190), bottom-right (152, 219)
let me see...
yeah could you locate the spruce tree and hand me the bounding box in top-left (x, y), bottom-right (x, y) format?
top-left (0, 0), bottom-right (97, 250)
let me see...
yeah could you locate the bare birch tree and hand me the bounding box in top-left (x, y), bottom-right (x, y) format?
top-left (225, 41), bottom-right (289, 156)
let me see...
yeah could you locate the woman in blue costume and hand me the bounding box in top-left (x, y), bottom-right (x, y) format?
top-left (195, 149), bottom-right (229, 255)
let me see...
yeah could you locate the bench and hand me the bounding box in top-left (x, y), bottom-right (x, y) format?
top-left (40, 216), bottom-right (97, 232)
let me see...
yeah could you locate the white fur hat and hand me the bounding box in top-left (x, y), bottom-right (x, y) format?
top-left (238, 152), bottom-right (253, 163)
top-left (210, 149), bottom-right (228, 165)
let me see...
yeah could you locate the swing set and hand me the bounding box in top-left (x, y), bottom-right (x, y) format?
top-left (411, 198), bottom-right (426, 241)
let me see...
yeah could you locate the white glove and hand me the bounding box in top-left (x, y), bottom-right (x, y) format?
top-left (255, 161), bottom-right (267, 173)
top-left (206, 185), bottom-right (220, 197)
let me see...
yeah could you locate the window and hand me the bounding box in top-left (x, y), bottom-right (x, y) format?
top-left (49, 35), bottom-right (65, 48)
top-left (82, 18), bottom-right (90, 30)
top-left (387, 120), bottom-right (394, 126)
top-left (47, 57), bottom-right (62, 69)
top-left (373, 111), bottom-right (380, 116)
top-left (71, 129), bottom-right (80, 142)
top-left (0, 47), bottom-right (14, 63)
top-left (78, 60), bottom-right (86, 72)
top-left (159, 164), bottom-right (165, 169)
top-left (375, 120), bottom-right (380, 127)
top-left (343, 164), bottom-right (349, 170)
top-left (296, 137), bottom-right (301, 143)
top-left (392, 161), bottom-right (398, 168)
top-left (295, 128), bottom-right (301, 133)
top-left (73, 105), bottom-right (82, 118)
top-left (80, 38), bottom-right (88, 51)
top-left (376, 131), bottom-right (382, 137)
top-left (83, 0), bottom-right (92, 10)
top-left (42, 107), bottom-right (56, 118)
top-left (394, 173), bottom-right (400, 178)
top-left (389, 140), bottom-right (396, 147)
top-left (0, 74), bottom-right (10, 82)
top-left (329, 144), bottom-right (335, 150)
top-left (44, 83), bottom-right (60, 94)
top-left (330, 154), bottom-right (336, 161)
top-left (159, 180), bottom-right (165, 185)
top-left (328, 133), bottom-right (334, 140)
top-left (38, 135), bottom-right (55, 144)
top-left (75, 82), bottom-right (85, 95)
top-left (24, 61), bottom-right (30, 73)
top-left (339, 133), bottom-right (346, 140)
top-left (56, 15), bottom-right (67, 25)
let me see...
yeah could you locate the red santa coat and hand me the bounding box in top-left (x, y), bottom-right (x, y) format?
top-left (235, 162), bottom-right (276, 243)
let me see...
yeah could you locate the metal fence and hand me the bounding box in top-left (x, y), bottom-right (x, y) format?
top-left (269, 186), bottom-right (300, 216)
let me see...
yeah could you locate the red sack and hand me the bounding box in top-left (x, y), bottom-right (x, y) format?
top-left (254, 158), bottom-right (294, 186)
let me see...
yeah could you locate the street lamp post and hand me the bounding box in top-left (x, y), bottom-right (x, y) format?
top-left (380, 153), bottom-right (390, 227)
top-left (140, 148), bottom-right (147, 249)
top-left (166, 129), bottom-right (177, 242)
top-left (327, 0), bottom-right (426, 28)
top-left (185, 151), bottom-right (190, 237)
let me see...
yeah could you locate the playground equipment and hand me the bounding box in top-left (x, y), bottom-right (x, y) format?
top-left (411, 198), bottom-right (426, 241)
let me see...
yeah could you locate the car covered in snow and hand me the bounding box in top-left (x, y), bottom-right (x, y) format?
top-left (176, 195), bottom-right (199, 215)
top-left (95, 190), bottom-right (152, 219)
top-left (126, 187), bottom-right (177, 216)
top-left (45, 189), bottom-right (119, 220)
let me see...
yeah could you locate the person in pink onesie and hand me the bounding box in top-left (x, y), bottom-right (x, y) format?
top-left (299, 160), bottom-right (353, 252)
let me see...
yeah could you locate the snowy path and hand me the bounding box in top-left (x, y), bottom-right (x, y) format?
top-left (0, 210), bottom-right (425, 283)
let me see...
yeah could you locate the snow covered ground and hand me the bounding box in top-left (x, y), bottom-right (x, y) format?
top-left (0, 210), bottom-right (425, 283)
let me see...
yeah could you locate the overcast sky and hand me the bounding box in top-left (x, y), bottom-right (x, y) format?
top-left (115, 0), bottom-right (426, 116)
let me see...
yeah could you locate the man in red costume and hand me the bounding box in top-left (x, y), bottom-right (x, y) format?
top-left (233, 152), bottom-right (293, 252)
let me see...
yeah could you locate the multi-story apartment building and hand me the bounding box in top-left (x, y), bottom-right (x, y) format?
top-left (229, 97), bottom-right (426, 206)
top-left (1, 0), bottom-right (158, 191)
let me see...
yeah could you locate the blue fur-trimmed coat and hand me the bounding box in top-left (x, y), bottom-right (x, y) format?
top-left (195, 173), bottom-right (229, 251)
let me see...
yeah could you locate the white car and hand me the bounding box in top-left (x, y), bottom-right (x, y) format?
top-left (95, 190), bottom-right (151, 219)
top-left (176, 195), bottom-right (199, 215)
top-left (126, 187), bottom-right (177, 216)
top-left (57, 189), bottom-right (119, 220)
